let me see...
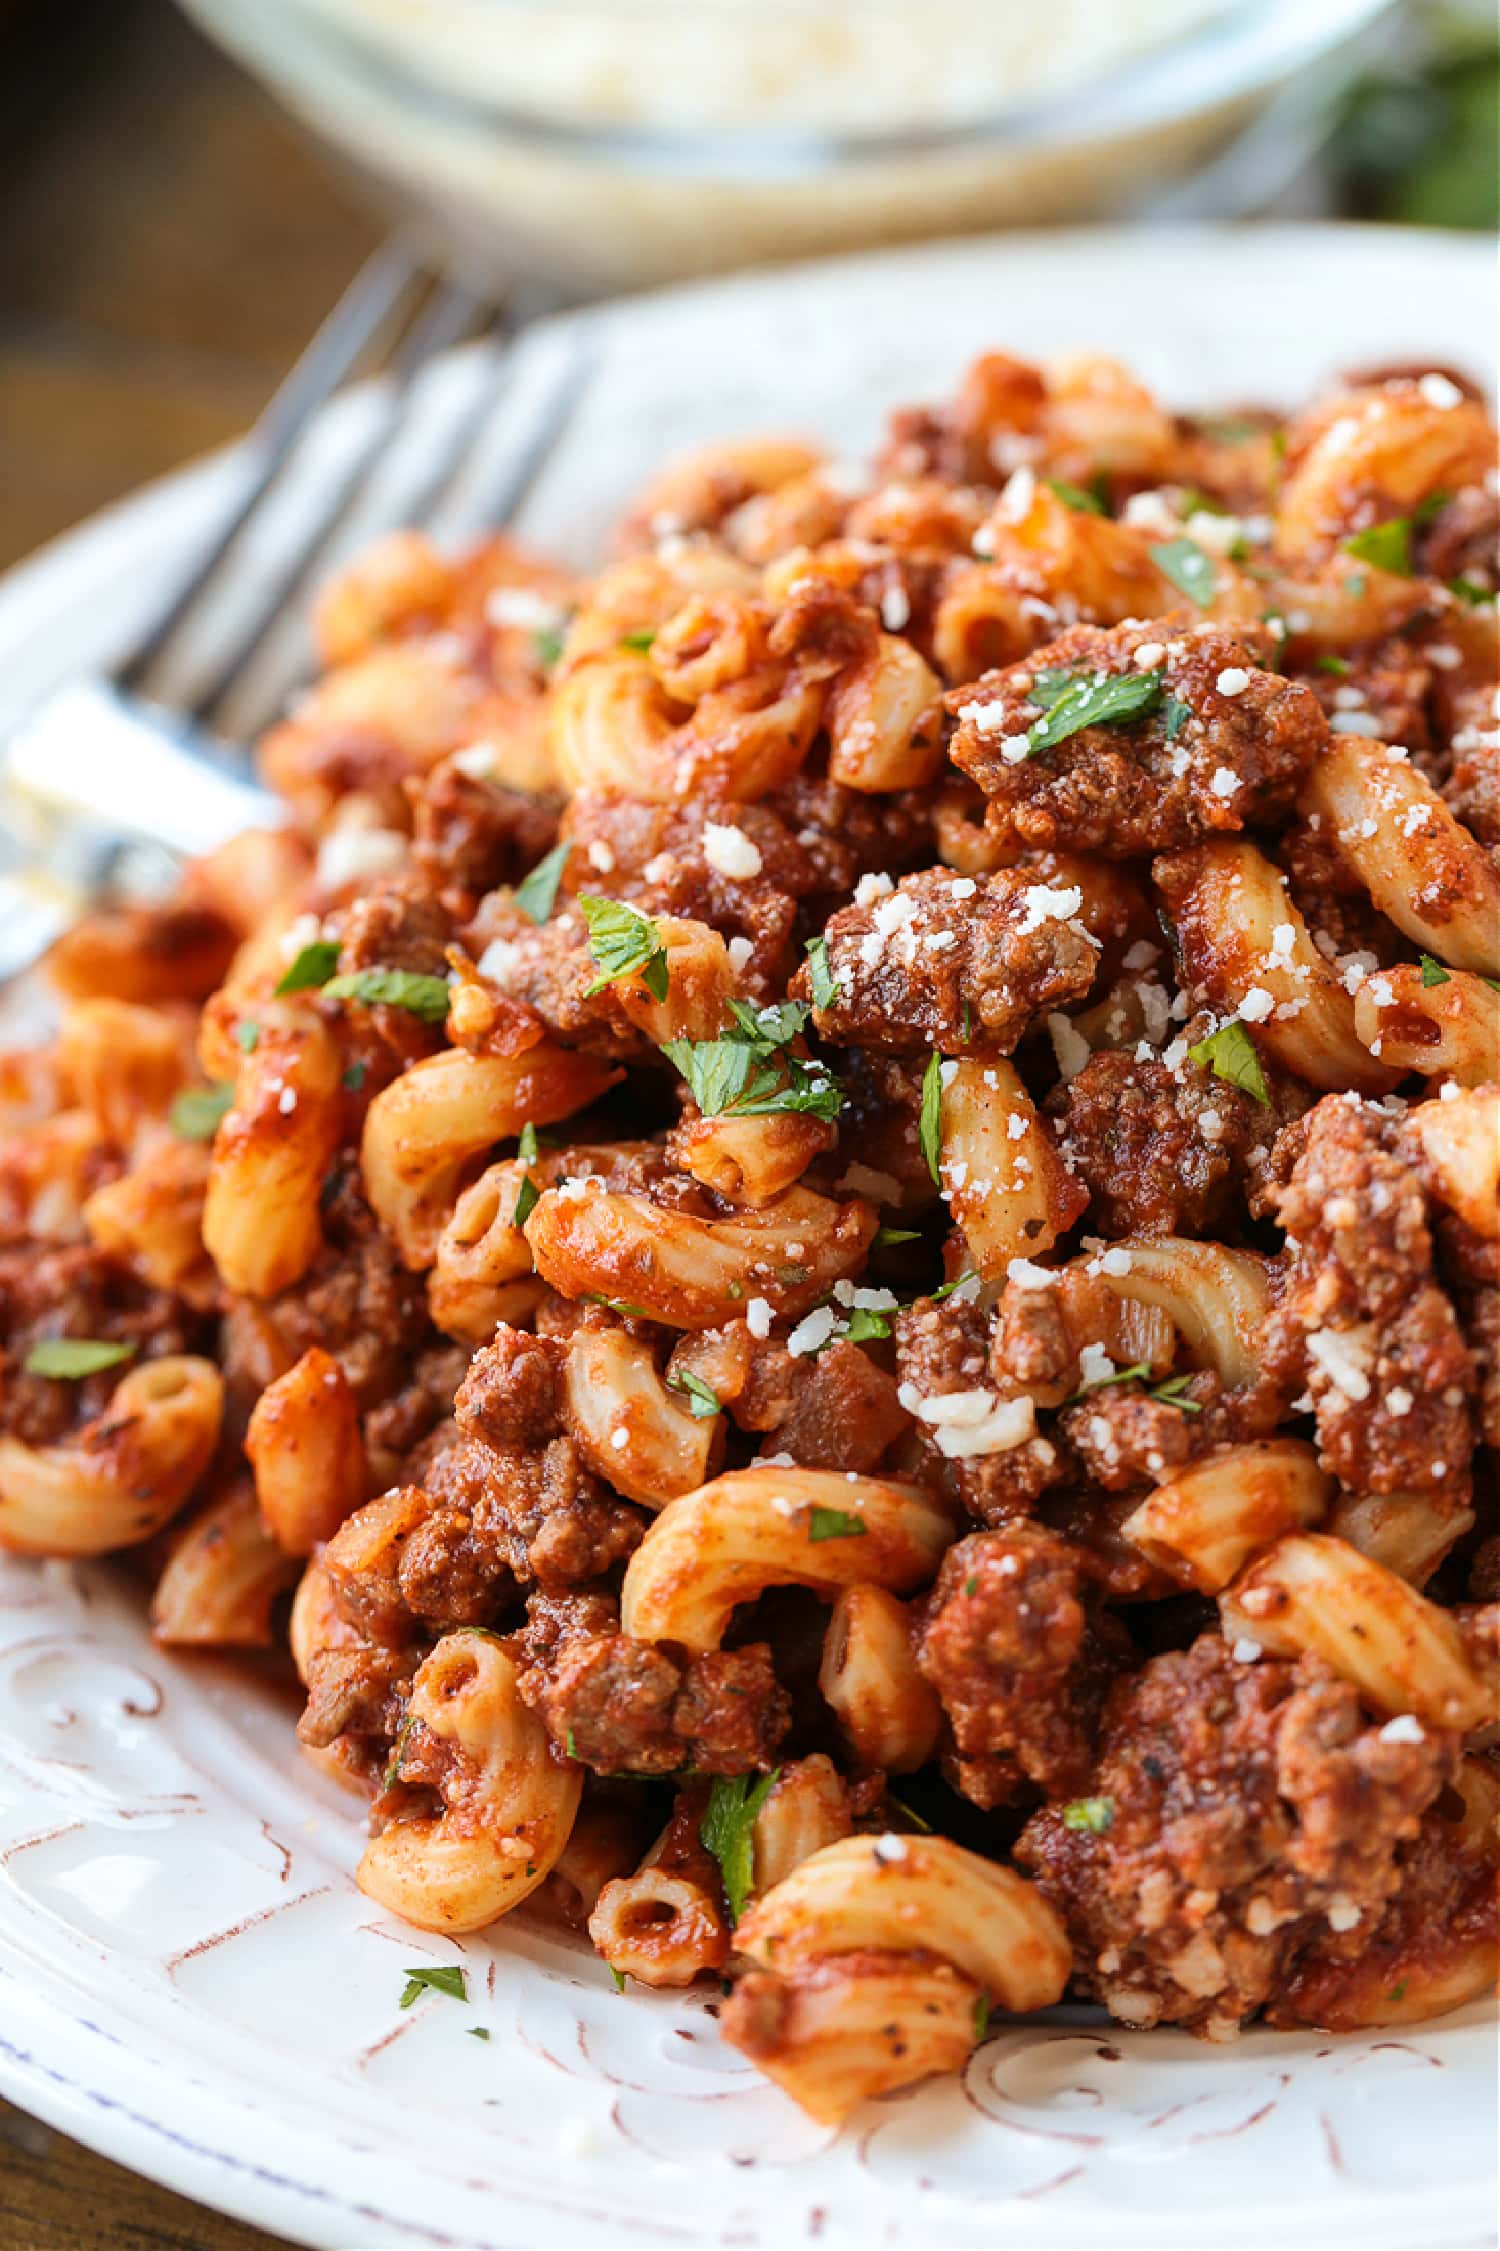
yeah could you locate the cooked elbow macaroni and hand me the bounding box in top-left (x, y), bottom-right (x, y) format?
top-left (6, 343), bottom-right (1496, 2118)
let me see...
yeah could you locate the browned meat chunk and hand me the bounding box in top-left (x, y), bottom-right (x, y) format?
top-left (728, 1336), bottom-right (910, 1473)
top-left (518, 1632), bottom-right (790, 1776)
top-left (337, 871), bottom-right (454, 978)
top-left (454, 1325), bottom-right (567, 1449)
top-left (0, 1241), bottom-right (204, 1446)
top-left (949, 619), bottom-right (1325, 856)
top-left (410, 756), bottom-right (562, 909)
top-left (1268, 1095), bottom-right (1477, 1500)
top-left (917, 1526), bottom-right (1118, 1806)
top-left (1268, 1788), bottom-right (1498, 2032)
top-left (895, 1292), bottom-right (1066, 1524)
top-left (1017, 1635), bottom-right (1457, 2037)
top-left (297, 1643), bottom-right (413, 1752)
top-left (1299, 640), bottom-right (1432, 758)
top-left (1047, 1047), bottom-right (1269, 1239)
top-left (795, 865), bottom-right (1098, 1056)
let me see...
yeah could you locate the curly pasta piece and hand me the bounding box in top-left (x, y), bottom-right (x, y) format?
top-left (621, 1466), bottom-right (953, 1652)
top-left (358, 1632), bottom-right (582, 1933)
top-left (0, 1356), bottom-right (222, 1556)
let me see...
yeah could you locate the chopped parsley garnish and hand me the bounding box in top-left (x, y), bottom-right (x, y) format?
top-left (467, 2026), bottom-right (492, 2041)
top-left (398, 1964), bottom-right (468, 2009)
top-left (516, 1122), bottom-right (540, 1164)
top-left (1343, 518), bottom-right (1414, 577)
top-left (233, 1020), bottom-right (260, 1053)
top-left (512, 1173), bottom-right (540, 1228)
top-left (1020, 666), bottom-right (1164, 758)
top-left (844, 1306), bottom-right (892, 1345)
top-left (1150, 1373), bottom-right (1204, 1415)
top-left (666, 1366), bottom-right (721, 1419)
top-left (1150, 536), bottom-right (1218, 607)
top-left (565, 1729), bottom-right (578, 1759)
top-left (383, 1708), bottom-right (417, 1790)
top-left (1069, 1359), bottom-right (1154, 1402)
top-left (804, 934), bottom-right (840, 1011)
top-left (342, 1060), bottom-right (367, 1092)
top-left (23, 1337), bottom-right (136, 1380)
top-left (700, 1770), bottom-right (780, 1923)
top-left (1044, 475), bottom-right (1106, 516)
top-left (1163, 690), bottom-right (1192, 742)
top-left (884, 1790), bottom-right (933, 1833)
top-left (931, 1269), bottom-right (979, 1303)
top-left (1448, 574), bottom-right (1493, 607)
top-left (533, 625), bottom-right (566, 672)
top-left (580, 1293), bottom-right (656, 1320)
top-left (964, 1576), bottom-right (979, 1596)
top-left (972, 1993), bottom-right (991, 2044)
top-left (321, 969), bottom-right (452, 1022)
top-left (514, 839), bottom-right (572, 925)
top-left (169, 1082), bottom-right (234, 1141)
top-left (663, 1000), bottom-right (843, 1122)
top-left (1315, 653), bottom-right (1352, 675)
top-left (919, 1050), bottom-right (945, 1184)
top-left (1187, 1017), bottom-right (1270, 1105)
top-left (1202, 414), bottom-right (1259, 446)
top-left (807, 1506), bottom-right (869, 1542)
top-left (1389, 1981), bottom-right (1407, 2004)
top-left (872, 1225), bottom-right (921, 1249)
top-left (608, 1964), bottom-right (627, 1993)
top-left (620, 629), bottom-right (657, 653)
top-left (1346, 570), bottom-right (1369, 599)
top-left (273, 939), bottom-right (340, 995)
top-left (1419, 953), bottom-right (1451, 987)
top-left (580, 896), bottom-right (670, 1002)
top-left (1061, 1796), bottom-right (1114, 1835)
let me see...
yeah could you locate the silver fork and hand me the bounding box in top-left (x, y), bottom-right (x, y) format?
top-left (0, 243), bottom-right (595, 985)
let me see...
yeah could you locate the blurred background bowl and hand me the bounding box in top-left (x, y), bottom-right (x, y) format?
top-left (178, 0), bottom-right (1398, 288)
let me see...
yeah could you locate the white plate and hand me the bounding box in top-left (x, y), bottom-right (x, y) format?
top-left (0, 228), bottom-right (1495, 2251)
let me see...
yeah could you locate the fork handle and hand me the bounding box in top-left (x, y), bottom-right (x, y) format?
top-left (6, 677), bottom-right (284, 857)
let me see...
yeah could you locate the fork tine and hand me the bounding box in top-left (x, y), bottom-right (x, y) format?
top-left (184, 275), bottom-right (499, 737)
top-left (116, 242), bottom-right (425, 695)
top-left (466, 326), bottom-right (601, 533)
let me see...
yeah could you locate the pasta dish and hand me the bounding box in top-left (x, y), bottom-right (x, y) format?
top-left (2, 347), bottom-right (1496, 2122)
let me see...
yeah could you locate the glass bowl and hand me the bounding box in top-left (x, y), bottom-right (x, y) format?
top-left (180, 0), bottom-right (1396, 288)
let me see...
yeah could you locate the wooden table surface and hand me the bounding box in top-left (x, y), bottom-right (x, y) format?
top-left (0, 3), bottom-right (376, 2241)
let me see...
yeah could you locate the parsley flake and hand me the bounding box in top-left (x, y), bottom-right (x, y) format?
top-left (919, 1050), bottom-right (945, 1185)
top-left (1163, 690), bottom-right (1192, 742)
top-left (580, 895), bottom-right (670, 1002)
top-left (1020, 667), bottom-right (1164, 759)
top-left (234, 1020), bottom-right (260, 1053)
top-left (1044, 475), bottom-right (1106, 516)
top-left (321, 969), bottom-right (452, 1022)
top-left (398, 1965), bottom-right (468, 2008)
top-left (1448, 575), bottom-right (1493, 608)
top-left (1150, 536), bottom-right (1218, 607)
top-left (1315, 654), bottom-right (1352, 676)
top-left (512, 1173), bottom-right (540, 1228)
top-left (516, 1122), bottom-right (540, 1164)
top-left (169, 1082), bottom-right (233, 1141)
top-left (804, 934), bottom-right (840, 1011)
top-left (844, 1306), bottom-right (892, 1344)
top-left (620, 629), bottom-right (656, 653)
top-left (1068, 1359), bottom-right (1154, 1403)
top-left (1419, 953), bottom-right (1452, 987)
top-left (342, 1060), bottom-right (367, 1092)
top-left (1343, 518), bottom-right (1414, 577)
top-left (700, 1770), bottom-right (780, 1923)
top-left (608, 1964), bottom-right (628, 1993)
top-left (467, 2026), bottom-right (492, 2041)
top-left (273, 939), bottom-right (340, 995)
top-left (1187, 1018), bottom-right (1270, 1105)
top-left (663, 1000), bottom-right (843, 1123)
top-left (1061, 1796), bottom-right (1114, 1834)
top-left (666, 1366), bottom-right (721, 1419)
top-left (807, 1506), bottom-right (869, 1543)
top-left (532, 625), bottom-right (565, 672)
top-left (1150, 1373), bottom-right (1204, 1415)
top-left (931, 1269), bottom-right (979, 1303)
top-left (972, 1993), bottom-right (991, 2044)
top-left (872, 1225), bottom-right (921, 1249)
top-left (23, 1337), bottom-right (136, 1380)
top-left (514, 840), bottom-right (572, 926)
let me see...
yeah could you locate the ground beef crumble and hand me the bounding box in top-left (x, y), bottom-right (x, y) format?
top-left (1017, 1634), bottom-right (1457, 2036)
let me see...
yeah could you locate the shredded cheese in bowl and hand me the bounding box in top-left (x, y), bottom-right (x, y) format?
top-left (179, 0), bottom-right (1382, 285)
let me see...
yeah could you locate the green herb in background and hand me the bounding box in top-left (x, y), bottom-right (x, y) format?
top-left (1329, 6), bottom-right (1499, 232)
